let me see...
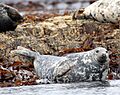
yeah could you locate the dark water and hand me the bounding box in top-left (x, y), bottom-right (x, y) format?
top-left (0, 0), bottom-right (95, 15)
top-left (0, 0), bottom-right (91, 15)
top-left (0, 80), bottom-right (120, 95)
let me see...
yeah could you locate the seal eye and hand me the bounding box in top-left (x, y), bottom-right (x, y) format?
top-left (96, 50), bottom-right (99, 53)
top-left (106, 51), bottom-right (108, 53)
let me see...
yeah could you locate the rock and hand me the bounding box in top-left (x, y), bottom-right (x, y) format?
top-left (0, 3), bottom-right (23, 32)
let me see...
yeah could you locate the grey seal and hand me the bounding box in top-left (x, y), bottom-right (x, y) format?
top-left (73, 0), bottom-right (120, 23)
top-left (0, 3), bottom-right (23, 32)
top-left (11, 46), bottom-right (110, 83)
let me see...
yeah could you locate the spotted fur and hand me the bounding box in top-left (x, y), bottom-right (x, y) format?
top-left (11, 46), bottom-right (110, 83)
top-left (73, 0), bottom-right (120, 23)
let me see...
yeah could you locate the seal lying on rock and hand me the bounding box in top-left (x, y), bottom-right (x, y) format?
top-left (0, 3), bottom-right (23, 32)
top-left (73, 0), bottom-right (120, 23)
top-left (11, 46), bottom-right (110, 83)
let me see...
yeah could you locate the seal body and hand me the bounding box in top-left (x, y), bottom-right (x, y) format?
top-left (0, 3), bottom-right (23, 32)
top-left (11, 46), bottom-right (110, 83)
top-left (73, 0), bottom-right (120, 23)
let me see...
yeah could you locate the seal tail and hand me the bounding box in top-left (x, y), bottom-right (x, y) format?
top-left (11, 46), bottom-right (39, 58)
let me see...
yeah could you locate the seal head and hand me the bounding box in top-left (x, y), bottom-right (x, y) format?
top-left (92, 47), bottom-right (110, 65)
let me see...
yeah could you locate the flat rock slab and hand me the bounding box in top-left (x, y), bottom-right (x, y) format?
top-left (0, 80), bottom-right (120, 95)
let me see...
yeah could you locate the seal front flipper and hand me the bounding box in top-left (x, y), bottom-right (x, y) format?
top-left (53, 59), bottom-right (77, 83)
top-left (72, 8), bottom-right (85, 20)
top-left (99, 63), bottom-right (109, 81)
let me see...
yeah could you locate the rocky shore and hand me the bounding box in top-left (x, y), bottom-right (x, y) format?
top-left (0, 0), bottom-right (120, 87)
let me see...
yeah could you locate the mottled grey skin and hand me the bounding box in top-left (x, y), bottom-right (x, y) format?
top-left (73, 0), bottom-right (120, 23)
top-left (11, 46), bottom-right (110, 83)
top-left (0, 3), bottom-right (23, 32)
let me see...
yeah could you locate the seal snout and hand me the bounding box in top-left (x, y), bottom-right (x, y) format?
top-left (101, 53), bottom-right (107, 59)
top-left (98, 53), bottom-right (108, 63)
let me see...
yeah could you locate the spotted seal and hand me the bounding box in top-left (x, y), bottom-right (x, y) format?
top-left (0, 3), bottom-right (23, 32)
top-left (73, 0), bottom-right (120, 23)
top-left (11, 46), bottom-right (110, 83)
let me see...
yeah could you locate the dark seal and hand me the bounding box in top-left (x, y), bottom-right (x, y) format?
top-left (11, 46), bottom-right (110, 83)
top-left (0, 3), bottom-right (23, 32)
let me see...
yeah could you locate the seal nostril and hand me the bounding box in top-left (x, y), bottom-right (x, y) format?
top-left (102, 54), bottom-right (106, 58)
